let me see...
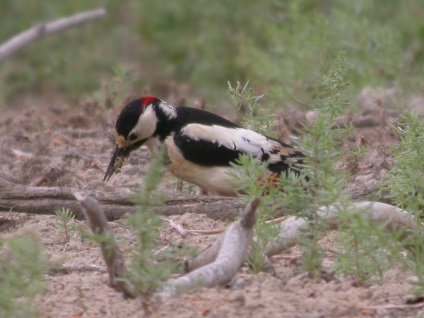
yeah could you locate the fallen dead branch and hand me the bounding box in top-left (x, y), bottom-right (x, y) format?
top-left (71, 190), bottom-right (420, 301)
top-left (0, 9), bottom-right (106, 61)
top-left (184, 201), bottom-right (419, 273)
top-left (0, 177), bottom-right (382, 220)
top-left (184, 235), bottom-right (226, 273)
top-left (265, 201), bottom-right (419, 257)
top-left (158, 198), bottom-right (259, 298)
top-left (74, 192), bottom-right (134, 298)
top-left (0, 178), bottom-right (243, 221)
top-left (74, 193), bottom-right (258, 299)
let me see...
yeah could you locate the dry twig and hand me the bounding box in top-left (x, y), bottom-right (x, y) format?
top-left (50, 264), bottom-right (107, 274)
top-left (0, 178), bottom-right (243, 221)
top-left (0, 9), bottom-right (106, 61)
top-left (74, 192), bottom-right (134, 298)
top-left (163, 217), bottom-right (188, 238)
top-left (158, 198), bottom-right (259, 298)
top-left (185, 228), bottom-right (226, 234)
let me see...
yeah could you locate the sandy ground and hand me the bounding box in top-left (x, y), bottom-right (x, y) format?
top-left (1, 94), bottom-right (423, 317)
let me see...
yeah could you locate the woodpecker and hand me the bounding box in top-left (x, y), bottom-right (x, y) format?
top-left (104, 96), bottom-right (305, 196)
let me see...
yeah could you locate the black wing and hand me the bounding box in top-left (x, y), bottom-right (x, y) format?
top-left (173, 123), bottom-right (305, 176)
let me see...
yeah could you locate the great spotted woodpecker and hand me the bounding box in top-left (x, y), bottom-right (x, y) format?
top-left (104, 96), bottom-right (305, 196)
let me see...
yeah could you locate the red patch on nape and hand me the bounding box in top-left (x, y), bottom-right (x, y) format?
top-left (139, 96), bottom-right (159, 107)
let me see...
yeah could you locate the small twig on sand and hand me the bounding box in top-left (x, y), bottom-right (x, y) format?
top-left (50, 264), bottom-right (107, 274)
top-left (74, 193), bottom-right (134, 298)
top-left (163, 217), bottom-right (226, 237)
top-left (0, 178), bottom-right (243, 221)
top-left (265, 215), bottom-right (289, 225)
top-left (158, 198), bottom-right (259, 298)
top-left (185, 228), bottom-right (226, 235)
top-left (163, 217), bottom-right (188, 238)
top-left (174, 215), bottom-right (284, 238)
top-left (363, 302), bottom-right (424, 310)
top-left (0, 9), bottom-right (106, 61)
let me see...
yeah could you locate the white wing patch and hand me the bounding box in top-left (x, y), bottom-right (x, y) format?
top-left (180, 124), bottom-right (281, 159)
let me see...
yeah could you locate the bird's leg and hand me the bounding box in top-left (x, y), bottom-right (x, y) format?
top-left (196, 187), bottom-right (209, 196)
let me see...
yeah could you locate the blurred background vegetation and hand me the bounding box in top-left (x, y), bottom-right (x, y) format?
top-left (0, 0), bottom-right (423, 110)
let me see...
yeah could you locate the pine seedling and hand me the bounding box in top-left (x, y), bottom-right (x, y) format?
top-left (380, 112), bottom-right (424, 293)
top-left (332, 203), bottom-right (403, 285)
top-left (228, 154), bottom-right (281, 273)
top-left (126, 147), bottom-right (173, 296)
top-left (0, 233), bottom-right (45, 318)
top-left (314, 53), bottom-right (409, 284)
top-left (292, 51), bottom-right (353, 276)
top-left (55, 207), bottom-right (75, 242)
top-left (227, 81), bottom-right (286, 272)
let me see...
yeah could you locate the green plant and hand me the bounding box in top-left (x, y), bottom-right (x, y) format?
top-left (0, 233), bottom-right (45, 318)
top-left (126, 147), bottom-right (173, 297)
top-left (228, 154), bottom-right (281, 273)
top-left (55, 207), bottom-right (75, 242)
top-left (227, 81), bottom-right (276, 136)
top-left (229, 53), bottom-right (423, 287)
top-left (226, 80), bottom-right (282, 272)
top-left (228, 53), bottom-right (412, 283)
top-left (380, 112), bottom-right (424, 293)
top-left (277, 52), bottom-right (353, 277)
top-left (332, 203), bottom-right (405, 285)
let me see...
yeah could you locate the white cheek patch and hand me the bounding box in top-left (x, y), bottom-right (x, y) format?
top-left (130, 106), bottom-right (158, 141)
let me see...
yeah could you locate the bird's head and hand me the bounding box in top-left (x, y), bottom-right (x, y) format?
top-left (103, 96), bottom-right (176, 181)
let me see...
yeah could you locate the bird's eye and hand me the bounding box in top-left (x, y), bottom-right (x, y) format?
top-left (128, 133), bottom-right (138, 141)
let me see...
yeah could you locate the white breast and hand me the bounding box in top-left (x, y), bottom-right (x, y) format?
top-left (163, 136), bottom-right (240, 196)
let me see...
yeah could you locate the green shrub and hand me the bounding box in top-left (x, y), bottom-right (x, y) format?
top-left (0, 233), bottom-right (45, 318)
top-left (380, 112), bottom-right (424, 293)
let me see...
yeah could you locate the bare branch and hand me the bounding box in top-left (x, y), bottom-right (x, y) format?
top-left (74, 193), bottom-right (134, 298)
top-left (159, 198), bottom-right (259, 298)
top-left (0, 9), bottom-right (106, 61)
top-left (0, 178), bottom-right (243, 221)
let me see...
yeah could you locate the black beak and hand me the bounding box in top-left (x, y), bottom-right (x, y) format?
top-left (103, 139), bottom-right (147, 182)
top-left (103, 146), bottom-right (132, 181)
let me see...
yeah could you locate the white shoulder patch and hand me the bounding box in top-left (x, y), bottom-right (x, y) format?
top-left (181, 124), bottom-right (278, 158)
top-left (159, 101), bottom-right (177, 119)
